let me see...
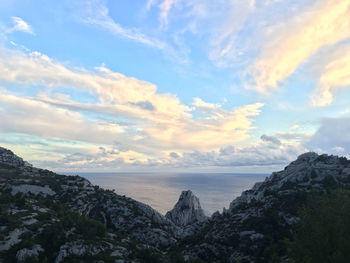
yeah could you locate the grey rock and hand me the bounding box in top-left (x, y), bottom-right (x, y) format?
top-left (3, 147), bottom-right (350, 263)
top-left (11, 184), bottom-right (56, 196)
top-left (166, 190), bottom-right (207, 226)
top-left (181, 152), bottom-right (350, 262)
top-left (16, 245), bottom-right (43, 262)
top-left (0, 147), bottom-right (32, 167)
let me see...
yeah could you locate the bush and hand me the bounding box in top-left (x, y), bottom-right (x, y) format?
top-left (288, 189), bottom-right (350, 263)
top-left (169, 251), bottom-right (186, 263)
top-left (134, 248), bottom-right (162, 263)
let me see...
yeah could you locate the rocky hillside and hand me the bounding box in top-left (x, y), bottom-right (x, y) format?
top-left (178, 152), bottom-right (350, 262)
top-left (0, 147), bottom-right (201, 262)
top-left (0, 148), bottom-right (31, 168)
top-left (1, 147), bottom-right (350, 262)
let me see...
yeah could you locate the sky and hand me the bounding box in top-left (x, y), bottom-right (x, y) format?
top-left (0, 0), bottom-right (349, 173)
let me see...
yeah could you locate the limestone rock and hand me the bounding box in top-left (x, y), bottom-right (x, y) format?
top-left (3, 147), bottom-right (350, 263)
top-left (0, 147), bottom-right (32, 167)
top-left (16, 245), bottom-right (43, 263)
top-left (166, 190), bottom-right (207, 226)
top-left (181, 152), bottom-right (350, 262)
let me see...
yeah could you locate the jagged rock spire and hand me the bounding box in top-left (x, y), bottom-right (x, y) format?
top-left (166, 190), bottom-right (207, 226)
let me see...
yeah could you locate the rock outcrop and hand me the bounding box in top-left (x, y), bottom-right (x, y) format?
top-left (0, 147), bottom-right (32, 167)
top-left (180, 152), bottom-right (350, 262)
top-left (2, 148), bottom-right (350, 262)
top-left (166, 190), bottom-right (207, 226)
top-left (229, 152), bottom-right (350, 210)
top-left (0, 146), bottom-right (199, 262)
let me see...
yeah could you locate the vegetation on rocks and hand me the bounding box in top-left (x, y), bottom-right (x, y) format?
top-left (1, 147), bottom-right (350, 262)
top-left (289, 189), bottom-right (350, 263)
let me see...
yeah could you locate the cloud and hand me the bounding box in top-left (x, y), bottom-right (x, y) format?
top-left (311, 46), bottom-right (350, 106)
top-left (30, 128), bottom-right (309, 171)
top-left (0, 92), bottom-right (124, 145)
top-left (169, 152), bottom-right (180, 158)
top-left (276, 132), bottom-right (313, 142)
top-left (39, 95), bottom-right (263, 151)
top-left (158, 0), bottom-right (177, 28)
top-left (209, 0), bottom-right (256, 66)
top-left (146, 0), bottom-right (217, 28)
top-left (260, 134), bottom-right (281, 145)
top-left (247, 0), bottom-right (350, 93)
top-left (170, 135), bottom-right (307, 168)
top-left (191, 97), bottom-right (224, 117)
top-left (145, 0), bottom-right (157, 10)
top-left (0, 46), bottom-right (265, 169)
top-left (145, 102), bottom-right (264, 151)
top-left (76, 0), bottom-right (176, 56)
top-left (192, 97), bottom-right (220, 110)
top-left (289, 125), bottom-right (300, 130)
top-left (6, 17), bottom-right (34, 35)
top-left (306, 116), bottom-right (350, 155)
top-left (32, 145), bottom-right (153, 171)
top-left (0, 48), bottom-right (190, 124)
top-left (131, 101), bottom-right (155, 111)
top-left (332, 146), bottom-right (345, 153)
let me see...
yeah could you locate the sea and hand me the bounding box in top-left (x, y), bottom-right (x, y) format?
top-left (78, 173), bottom-right (268, 216)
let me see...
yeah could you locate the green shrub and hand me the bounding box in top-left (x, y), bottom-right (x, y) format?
top-left (289, 189), bottom-right (350, 263)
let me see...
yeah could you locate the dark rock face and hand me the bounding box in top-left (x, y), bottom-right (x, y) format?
top-left (0, 146), bottom-right (182, 262)
top-left (0, 147), bottom-right (31, 167)
top-left (166, 190), bottom-right (207, 226)
top-left (180, 152), bottom-right (350, 262)
top-left (1, 148), bottom-right (350, 262)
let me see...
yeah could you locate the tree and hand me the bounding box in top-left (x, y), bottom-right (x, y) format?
top-left (289, 189), bottom-right (350, 263)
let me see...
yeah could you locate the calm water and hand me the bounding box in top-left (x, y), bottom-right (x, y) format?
top-left (79, 173), bottom-right (268, 216)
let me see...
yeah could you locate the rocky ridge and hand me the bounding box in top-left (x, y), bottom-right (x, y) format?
top-left (0, 147), bottom-right (203, 262)
top-left (179, 152), bottom-right (350, 262)
top-left (0, 147), bottom-right (31, 168)
top-left (1, 147), bottom-right (350, 262)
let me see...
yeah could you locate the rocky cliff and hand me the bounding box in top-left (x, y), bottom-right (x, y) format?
top-left (0, 147), bottom-right (31, 168)
top-left (179, 152), bottom-right (350, 262)
top-left (0, 147), bottom-right (183, 262)
top-left (1, 148), bottom-right (350, 262)
top-left (165, 190), bottom-right (207, 227)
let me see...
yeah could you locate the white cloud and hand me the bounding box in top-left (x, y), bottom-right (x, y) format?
top-left (6, 17), bottom-right (34, 35)
top-left (276, 132), bottom-right (313, 142)
top-left (191, 98), bottom-right (224, 118)
top-left (0, 48), bottom-right (190, 124)
top-left (38, 95), bottom-right (263, 151)
top-left (311, 45), bottom-right (350, 106)
top-left (306, 116), bottom-right (350, 155)
top-left (18, 129), bottom-right (309, 171)
top-left (26, 145), bottom-right (153, 171)
top-left (261, 134), bottom-right (281, 145)
top-left (209, 0), bottom-right (255, 66)
top-left (332, 146), bottom-right (345, 153)
top-left (0, 92), bottom-right (124, 145)
top-left (145, 102), bottom-right (264, 151)
top-left (146, 0), bottom-right (157, 10)
top-left (146, 0), bottom-right (216, 29)
top-left (170, 134), bottom-right (307, 168)
top-left (289, 125), bottom-right (300, 130)
top-left (77, 0), bottom-right (175, 55)
top-left (192, 97), bottom-right (220, 110)
top-left (0, 46), bottom-right (265, 167)
top-left (158, 0), bottom-right (177, 28)
top-left (208, 0), bottom-right (350, 107)
top-left (247, 0), bottom-right (350, 93)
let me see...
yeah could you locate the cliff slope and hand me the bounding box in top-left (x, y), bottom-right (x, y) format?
top-left (179, 152), bottom-right (350, 262)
